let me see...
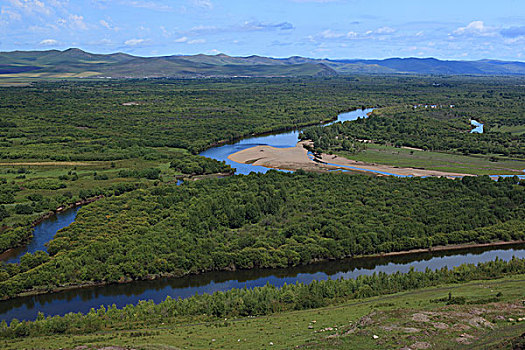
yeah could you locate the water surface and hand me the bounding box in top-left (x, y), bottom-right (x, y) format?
top-left (1, 243), bottom-right (523, 322)
top-left (1, 207), bottom-right (80, 264)
top-left (470, 119), bottom-right (484, 133)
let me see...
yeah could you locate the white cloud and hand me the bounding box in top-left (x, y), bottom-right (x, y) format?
top-left (504, 37), bottom-right (525, 45)
top-left (375, 26), bottom-right (395, 34)
top-left (191, 25), bottom-right (216, 31)
top-left (55, 13), bottom-right (88, 30)
top-left (8, 0), bottom-right (51, 15)
top-left (100, 18), bottom-right (122, 32)
top-left (291, 0), bottom-right (339, 2)
top-left (453, 21), bottom-right (495, 37)
top-left (175, 36), bottom-right (188, 43)
top-left (192, 0), bottom-right (213, 10)
top-left (68, 14), bottom-right (87, 30)
top-left (125, 1), bottom-right (173, 12)
top-left (315, 26), bottom-right (393, 42)
top-left (124, 38), bottom-right (145, 45)
top-left (1, 8), bottom-right (22, 21)
top-left (241, 21), bottom-right (294, 32)
top-left (320, 29), bottom-right (345, 39)
top-left (100, 19), bottom-right (111, 29)
top-left (160, 26), bottom-right (172, 37)
top-left (39, 38), bottom-right (58, 45)
top-left (188, 38), bottom-right (205, 44)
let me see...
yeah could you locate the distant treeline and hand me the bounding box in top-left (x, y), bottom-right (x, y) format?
top-left (1, 257), bottom-right (524, 337)
top-left (0, 172), bottom-right (523, 299)
top-left (170, 156), bottom-right (233, 175)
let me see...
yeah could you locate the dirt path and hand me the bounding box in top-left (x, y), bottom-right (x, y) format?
top-left (228, 141), bottom-right (471, 178)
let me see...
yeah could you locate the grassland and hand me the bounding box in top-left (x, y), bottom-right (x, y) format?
top-left (3, 275), bottom-right (524, 349)
top-left (335, 144), bottom-right (525, 176)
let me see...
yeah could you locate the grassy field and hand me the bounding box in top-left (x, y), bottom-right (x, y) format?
top-left (4, 275), bottom-right (524, 350)
top-left (335, 144), bottom-right (525, 175)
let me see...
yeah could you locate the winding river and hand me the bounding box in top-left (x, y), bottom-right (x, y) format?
top-left (200, 108), bottom-right (375, 175)
top-left (1, 108), bottom-right (523, 322)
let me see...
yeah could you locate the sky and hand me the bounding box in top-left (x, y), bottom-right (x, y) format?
top-left (1, 0), bottom-right (525, 60)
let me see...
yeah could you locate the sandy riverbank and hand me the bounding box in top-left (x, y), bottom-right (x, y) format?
top-left (228, 141), bottom-right (471, 178)
top-left (228, 141), bottom-right (325, 172)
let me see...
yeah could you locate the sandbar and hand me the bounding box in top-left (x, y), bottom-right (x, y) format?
top-left (228, 141), bottom-right (471, 178)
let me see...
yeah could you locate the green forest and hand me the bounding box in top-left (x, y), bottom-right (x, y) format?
top-left (302, 107), bottom-right (525, 157)
top-left (2, 76), bottom-right (525, 255)
top-left (1, 76), bottom-right (525, 294)
top-left (0, 171), bottom-right (523, 298)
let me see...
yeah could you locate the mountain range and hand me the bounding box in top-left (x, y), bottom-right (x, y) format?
top-left (2, 48), bottom-right (525, 79)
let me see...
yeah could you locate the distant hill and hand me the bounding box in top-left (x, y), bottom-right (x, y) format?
top-left (1, 48), bottom-right (525, 79)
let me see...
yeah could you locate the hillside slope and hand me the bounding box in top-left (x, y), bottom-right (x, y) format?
top-left (2, 49), bottom-right (525, 79)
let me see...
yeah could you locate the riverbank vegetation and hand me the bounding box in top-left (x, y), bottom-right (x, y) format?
top-left (5, 280), bottom-right (525, 350)
top-left (1, 258), bottom-right (524, 347)
top-left (0, 154), bottom-right (232, 255)
top-left (0, 171), bottom-right (523, 298)
top-left (303, 107), bottom-right (524, 158)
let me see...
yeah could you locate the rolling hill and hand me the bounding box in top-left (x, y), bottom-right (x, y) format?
top-left (1, 48), bottom-right (525, 79)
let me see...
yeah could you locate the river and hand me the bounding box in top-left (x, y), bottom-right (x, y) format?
top-left (470, 119), bottom-right (484, 133)
top-left (1, 227), bottom-right (523, 321)
top-left (1, 108), bottom-right (522, 322)
top-left (0, 207), bottom-right (80, 264)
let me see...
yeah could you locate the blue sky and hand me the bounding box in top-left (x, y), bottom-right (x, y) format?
top-left (1, 0), bottom-right (525, 60)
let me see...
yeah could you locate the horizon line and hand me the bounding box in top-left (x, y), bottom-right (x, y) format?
top-left (2, 47), bottom-right (524, 64)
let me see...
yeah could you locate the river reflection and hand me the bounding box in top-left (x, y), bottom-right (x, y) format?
top-left (1, 243), bottom-right (523, 322)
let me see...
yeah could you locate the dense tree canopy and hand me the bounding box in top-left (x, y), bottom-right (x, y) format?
top-left (0, 172), bottom-right (523, 299)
